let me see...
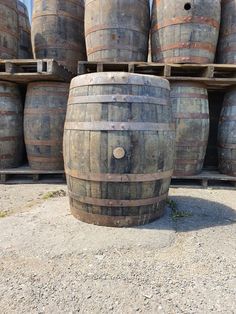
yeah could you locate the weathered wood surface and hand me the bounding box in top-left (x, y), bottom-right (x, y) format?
top-left (151, 0), bottom-right (221, 63)
top-left (217, 0), bottom-right (236, 64)
top-left (0, 59), bottom-right (74, 83)
top-left (32, 0), bottom-right (86, 73)
top-left (64, 72), bottom-right (175, 227)
top-left (24, 82), bottom-right (69, 170)
top-left (170, 82), bottom-right (209, 176)
top-left (218, 89), bottom-right (236, 176)
top-left (0, 0), bottom-right (19, 59)
top-left (17, 0), bottom-right (32, 59)
top-left (0, 81), bottom-right (24, 169)
top-left (85, 0), bottom-right (150, 62)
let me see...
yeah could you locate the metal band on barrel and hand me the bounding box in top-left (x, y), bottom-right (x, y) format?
top-left (68, 191), bottom-right (168, 207)
top-left (151, 16), bottom-right (220, 32)
top-left (68, 95), bottom-right (169, 106)
top-left (65, 168), bottom-right (173, 182)
top-left (64, 122), bottom-right (175, 131)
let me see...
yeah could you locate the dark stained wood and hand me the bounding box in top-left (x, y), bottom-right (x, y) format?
top-left (217, 0), bottom-right (236, 64)
top-left (0, 0), bottom-right (19, 58)
top-left (218, 88), bottom-right (236, 176)
top-left (63, 72), bottom-right (175, 227)
top-left (32, 0), bottom-right (86, 73)
top-left (151, 0), bottom-right (221, 63)
top-left (204, 92), bottom-right (224, 169)
top-left (24, 82), bottom-right (69, 170)
top-left (17, 0), bottom-right (33, 59)
top-left (0, 81), bottom-right (24, 169)
top-left (85, 0), bottom-right (150, 62)
top-left (170, 82), bottom-right (210, 176)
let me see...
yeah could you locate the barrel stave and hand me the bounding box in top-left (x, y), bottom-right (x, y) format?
top-left (0, 81), bottom-right (23, 169)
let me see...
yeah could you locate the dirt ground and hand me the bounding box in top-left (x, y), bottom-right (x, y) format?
top-left (0, 184), bottom-right (235, 314)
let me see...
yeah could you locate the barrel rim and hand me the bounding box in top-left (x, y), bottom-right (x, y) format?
top-left (70, 72), bottom-right (170, 90)
top-left (27, 82), bottom-right (70, 89)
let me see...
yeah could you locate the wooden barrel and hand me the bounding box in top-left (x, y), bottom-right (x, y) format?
top-left (63, 72), bottom-right (175, 227)
top-left (218, 89), bottom-right (236, 176)
top-left (85, 0), bottom-right (150, 62)
top-left (24, 82), bottom-right (69, 170)
top-left (0, 0), bottom-right (19, 58)
top-left (217, 0), bottom-right (236, 64)
top-left (0, 81), bottom-right (24, 169)
top-left (170, 82), bottom-right (209, 176)
top-left (151, 0), bottom-right (221, 63)
top-left (17, 0), bottom-right (33, 59)
top-left (32, 0), bottom-right (86, 73)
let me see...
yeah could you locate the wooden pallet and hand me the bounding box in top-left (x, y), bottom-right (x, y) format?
top-left (172, 170), bottom-right (236, 189)
top-left (0, 167), bottom-right (235, 188)
top-left (0, 59), bottom-right (74, 83)
top-left (78, 62), bottom-right (236, 90)
top-left (0, 166), bottom-right (65, 184)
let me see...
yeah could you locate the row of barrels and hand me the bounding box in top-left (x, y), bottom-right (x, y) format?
top-left (1, 78), bottom-right (235, 176)
top-left (1, 0), bottom-right (235, 74)
top-left (32, 0), bottom-right (234, 70)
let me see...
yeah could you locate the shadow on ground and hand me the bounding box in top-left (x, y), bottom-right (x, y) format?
top-left (139, 196), bottom-right (236, 232)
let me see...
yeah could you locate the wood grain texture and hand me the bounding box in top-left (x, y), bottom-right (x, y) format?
top-left (218, 89), bottom-right (236, 176)
top-left (17, 0), bottom-right (32, 59)
top-left (32, 0), bottom-right (86, 73)
top-left (85, 0), bottom-right (150, 62)
top-left (24, 82), bottom-right (69, 170)
top-left (151, 0), bottom-right (221, 63)
top-left (64, 72), bottom-right (175, 227)
top-left (170, 82), bottom-right (210, 176)
top-left (0, 81), bottom-right (24, 169)
top-left (217, 0), bottom-right (236, 64)
top-left (0, 0), bottom-right (19, 58)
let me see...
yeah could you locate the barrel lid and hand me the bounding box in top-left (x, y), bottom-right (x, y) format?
top-left (70, 72), bottom-right (170, 90)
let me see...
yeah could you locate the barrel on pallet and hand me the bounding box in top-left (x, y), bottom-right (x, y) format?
top-left (0, 81), bottom-right (24, 169)
top-left (151, 0), bottom-right (221, 63)
top-left (63, 72), bottom-right (175, 227)
top-left (170, 82), bottom-right (209, 176)
top-left (24, 82), bottom-right (69, 170)
top-left (32, 0), bottom-right (86, 73)
top-left (85, 0), bottom-right (150, 62)
top-left (17, 0), bottom-right (32, 59)
top-left (217, 0), bottom-right (236, 64)
top-left (218, 89), bottom-right (236, 176)
top-left (0, 0), bottom-right (19, 58)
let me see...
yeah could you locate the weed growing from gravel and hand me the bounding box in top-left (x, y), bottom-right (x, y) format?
top-left (0, 212), bottom-right (8, 218)
top-left (43, 190), bottom-right (66, 200)
top-left (166, 198), bottom-right (192, 221)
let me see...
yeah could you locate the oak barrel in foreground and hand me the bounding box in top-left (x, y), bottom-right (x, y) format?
top-left (218, 89), bottom-right (236, 176)
top-left (85, 0), bottom-right (150, 62)
top-left (64, 72), bottom-right (175, 227)
top-left (0, 81), bottom-right (24, 169)
top-left (170, 82), bottom-right (209, 176)
top-left (24, 82), bottom-right (69, 170)
top-left (151, 0), bottom-right (221, 63)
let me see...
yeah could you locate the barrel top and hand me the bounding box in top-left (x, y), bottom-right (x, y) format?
top-left (71, 72), bottom-right (170, 90)
top-left (0, 81), bottom-right (18, 87)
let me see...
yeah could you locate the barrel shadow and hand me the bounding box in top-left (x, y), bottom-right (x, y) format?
top-left (138, 196), bottom-right (236, 232)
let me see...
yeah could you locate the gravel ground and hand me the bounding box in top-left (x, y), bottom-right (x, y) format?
top-left (0, 185), bottom-right (235, 314)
